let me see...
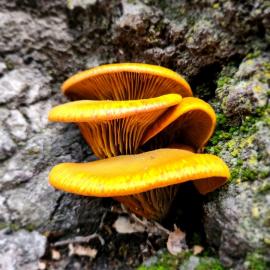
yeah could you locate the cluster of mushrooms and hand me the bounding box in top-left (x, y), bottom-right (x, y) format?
top-left (48, 63), bottom-right (230, 221)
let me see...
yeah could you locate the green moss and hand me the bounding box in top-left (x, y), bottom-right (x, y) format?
top-left (206, 104), bottom-right (270, 183)
top-left (24, 223), bottom-right (37, 231)
top-left (66, 0), bottom-right (73, 9)
top-left (258, 170), bottom-right (270, 179)
top-left (0, 222), bottom-right (21, 231)
top-left (230, 168), bottom-right (239, 181)
top-left (263, 210), bottom-right (270, 227)
top-left (216, 63), bottom-right (238, 90)
top-left (230, 167), bottom-right (258, 182)
top-left (208, 113), bottom-right (245, 145)
top-left (263, 62), bottom-right (270, 71)
top-left (206, 113), bottom-right (231, 147)
top-left (137, 250), bottom-right (228, 270)
top-left (239, 116), bottom-right (258, 135)
top-left (241, 168), bottom-right (258, 181)
top-left (0, 223), bottom-right (8, 230)
top-left (137, 251), bottom-right (191, 270)
top-left (230, 152), bottom-right (261, 182)
top-left (245, 50), bottom-right (262, 60)
top-left (195, 258), bottom-right (224, 270)
top-left (4, 59), bottom-right (14, 70)
top-left (209, 131), bottom-right (232, 145)
top-left (216, 113), bottom-right (228, 126)
top-left (245, 252), bottom-right (269, 270)
top-left (0, 222), bottom-right (37, 232)
top-left (212, 3), bottom-right (220, 9)
top-left (264, 237), bottom-right (270, 245)
top-left (257, 182), bottom-right (270, 194)
top-left (217, 76), bottom-right (232, 89)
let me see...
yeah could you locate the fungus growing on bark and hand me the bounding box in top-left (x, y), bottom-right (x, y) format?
top-left (141, 97), bottom-right (216, 150)
top-left (49, 94), bottom-right (182, 158)
top-left (48, 63), bottom-right (230, 220)
top-left (61, 63), bottom-right (192, 100)
top-left (49, 148), bottom-right (229, 220)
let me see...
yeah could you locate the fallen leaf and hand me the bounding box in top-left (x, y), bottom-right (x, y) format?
top-left (193, 245), bottom-right (204, 255)
top-left (69, 244), bottom-right (97, 258)
top-left (167, 225), bottom-right (187, 255)
top-left (113, 216), bottom-right (145, 234)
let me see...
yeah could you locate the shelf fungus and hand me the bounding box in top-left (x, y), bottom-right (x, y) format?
top-left (48, 63), bottom-right (230, 220)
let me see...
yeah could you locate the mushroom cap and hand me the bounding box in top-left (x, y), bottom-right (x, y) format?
top-left (61, 63), bottom-right (192, 100)
top-left (48, 94), bottom-right (183, 158)
top-left (142, 97), bottom-right (216, 150)
top-left (48, 94), bottom-right (182, 122)
top-left (49, 148), bottom-right (230, 197)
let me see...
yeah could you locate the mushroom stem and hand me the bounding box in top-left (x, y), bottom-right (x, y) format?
top-left (114, 185), bottom-right (179, 220)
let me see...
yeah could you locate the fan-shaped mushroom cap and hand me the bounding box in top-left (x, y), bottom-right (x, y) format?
top-left (142, 97), bottom-right (216, 150)
top-left (49, 148), bottom-right (230, 197)
top-left (61, 63), bottom-right (192, 100)
top-left (49, 147), bottom-right (229, 219)
top-left (48, 94), bottom-right (182, 158)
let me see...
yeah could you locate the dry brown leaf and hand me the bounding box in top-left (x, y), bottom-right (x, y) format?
top-left (113, 216), bottom-right (145, 234)
top-left (193, 245), bottom-right (204, 255)
top-left (167, 225), bottom-right (187, 255)
top-left (68, 244), bottom-right (97, 258)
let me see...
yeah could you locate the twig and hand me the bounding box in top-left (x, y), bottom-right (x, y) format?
top-left (99, 212), bottom-right (107, 229)
top-left (52, 233), bottom-right (105, 247)
top-left (153, 221), bottom-right (170, 235)
top-left (130, 213), bottom-right (170, 235)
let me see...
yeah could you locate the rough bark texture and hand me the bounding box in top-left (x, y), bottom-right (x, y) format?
top-left (0, 0), bottom-right (269, 269)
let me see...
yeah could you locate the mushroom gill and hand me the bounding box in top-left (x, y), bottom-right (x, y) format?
top-left (49, 94), bottom-right (182, 158)
top-left (141, 97), bottom-right (216, 150)
top-left (49, 148), bottom-right (230, 220)
top-left (61, 63), bottom-right (192, 100)
top-left (48, 63), bottom-right (230, 221)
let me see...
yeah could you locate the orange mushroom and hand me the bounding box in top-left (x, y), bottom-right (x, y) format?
top-left (48, 63), bottom-right (230, 220)
top-left (49, 147), bottom-right (229, 220)
top-left (61, 63), bottom-right (192, 100)
top-left (141, 97), bottom-right (216, 151)
top-left (49, 94), bottom-right (182, 158)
